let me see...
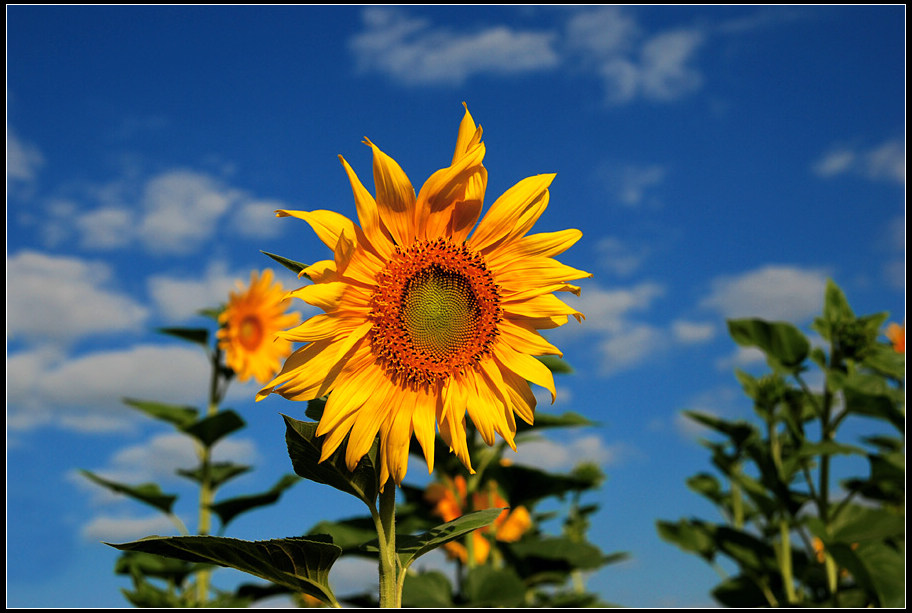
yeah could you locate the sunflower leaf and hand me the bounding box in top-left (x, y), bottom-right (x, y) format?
top-left (208, 474), bottom-right (300, 529)
top-left (157, 326), bottom-right (210, 349)
top-left (282, 414), bottom-right (379, 505)
top-left (80, 470), bottom-right (178, 515)
top-left (176, 462), bottom-right (252, 489)
top-left (122, 398), bottom-right (199, 429)
top-left (261, 251), bottom-right (310, 279)
top-left (107, 535), bottom-right (341, 606)
top-left (181, 410), bottom-right (246, 447)
top-left (388, 507), bottom-right (504, 570)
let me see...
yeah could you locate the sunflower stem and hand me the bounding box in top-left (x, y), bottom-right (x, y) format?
top-left (375, 480), bottom-right (400, 608)
top-left (195, 345), bottom-right (224, 605)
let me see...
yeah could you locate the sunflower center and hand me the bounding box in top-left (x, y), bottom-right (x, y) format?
top-left (238, 315), bottom-right (264, 350)
top-left (370, 238), bottom-right (502, 386)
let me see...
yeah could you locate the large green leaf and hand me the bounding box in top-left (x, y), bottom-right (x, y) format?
top-left (401, 570), bottom-right (454, 608)
top-left (464, 565), bottom-right (526, 608)
top-left (208, 474), bottom-right (301, 529)
top-left (488, 463), bottom-right (600, 509)
top-left (507, 535), bottom-right (616, 572)
top-left (80, 469), bottom-right (177, 515)
top-left (728, 318), bottom-right (810, 371)
top-left (181, 410), bottom-right (246, 447)
top-left (283, 414), bottom-right (379, 505)
top-left (122, 398), bottom-right (199, 429)
top-left (656, 519), bottom-right (716, 560)
top-left (108, 535), bottom-right (341, 606)
top-left (392, 507), bottom-right (504, 569)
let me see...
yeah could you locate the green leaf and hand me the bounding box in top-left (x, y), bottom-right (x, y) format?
top-left (208, 474), bottom-right (301, 529)
top-left (656, 519), bottom-right (716, 560)
top-left (507, 535), bottom-right (614, 571)
top-left (728, 318), bottom-right (810, 371)
top-left (261, 251), bottom-right (310, 278)
top-left (108, 535), bottom-right (341, 606)
top-left (122, 398), bottom-right (199, 429)
top-left (114, 550), bottom-right (198, 584)
top-left (181, 410), bottom-right (246, 447)
top-left (828, 541), bottom-right (905, 607)
top-left (821, 279), bottom-right (855, 324)
top-left (157, 327), bottom-right (210, 349)
top-left (516, 410), bottom-right (596, 434)
top-left (464, 565), bottom-right (526, 608)
top-left (711, 573), bottom-right (771, 607)
top-left (308, 517), bottom-right (379, 556)
top-left (401, 570), bottom-right (454, 608)
top-left (536, 355), bottom-right (574, 374)
top-left (842, 385), bottom-right (905, 432)
top-left (305, 397), bottom-right (326, 421)
top-left (80, 469), bottom-right (177, 515)
top-left (684, 410), bottom-right (757, 447)
top-left (489, 463), bottom-right (601, 509)
top-left (176, 462), bottom-right (252, 489)
top-left (283, 414), bottom-right (379, 505)
top-left (392, 507), bottom-right (504, 569)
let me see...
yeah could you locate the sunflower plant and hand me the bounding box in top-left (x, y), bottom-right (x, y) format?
top-left (112, 104), bottom-right (598, 607)
top-left (657, 280), bottom-right (905, 607)
top-left (85, 269), bottom-right (303, 606)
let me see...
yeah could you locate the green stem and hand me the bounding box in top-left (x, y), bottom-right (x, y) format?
top-left (374, 481), bottom-right (400, 608)
top-left (778, 519), bottom-right (797, 604)
top-left (196, 346), bottom-right (223, 605)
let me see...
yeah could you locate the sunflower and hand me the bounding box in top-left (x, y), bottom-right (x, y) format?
top-left (258, 104), bottom-right (590, 486)
top-left (218, 269), bottom-right (301, 384)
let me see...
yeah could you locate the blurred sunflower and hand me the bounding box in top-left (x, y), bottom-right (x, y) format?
top-left (218, 269), bottom-right (301, 384)
top-left (258, 104), bottom-right (590, 485)
top-left (425, 475), bottom-right (532, 565)
top-left (885, 321), bottom-right (904, 353)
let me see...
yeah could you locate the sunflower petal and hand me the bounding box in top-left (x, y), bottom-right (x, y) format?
top-left (364, 138), bottom-right (416, 246)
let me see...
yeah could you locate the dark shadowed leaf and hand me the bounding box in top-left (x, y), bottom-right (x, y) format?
top-left (108, 535), bottom-right (341, 606)
top-left (157, 326), bottom-right (210, 349)
top-left (536, 355), bottom-right (574, 374)
top-left (181, 410), bottom-right (246, 447)
top-left (283, 414), bottom-right (379, 505)
top-left (80, 469), bottom-right (177, 515)
top-left (464, 566), bottom-right (526, 608)
top-left (177, 462), bottom-right (252, 489)
top-left (122, 398), bottom-right (199, 429)
top-left (401, 570), bottom-right (454, 608)
top-left (209, 474), bottom-right (301, 528)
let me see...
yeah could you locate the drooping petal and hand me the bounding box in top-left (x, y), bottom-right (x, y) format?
top-left (276, 209), bottom-right (356, 252)
top-left (493, 341), bottom-right (557, 403)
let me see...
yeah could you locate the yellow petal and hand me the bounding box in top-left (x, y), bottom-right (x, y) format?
top-left (364, 138), bottom-right (416, 246)
top-left (468, 174), bottom-right (555, 253)
top-left (277, 209), bottom-right (356, 252)
top-left (499, 318), bottom-right (563, 357)
top-left (493, 341), bottom-right (556, 404)
top-left (339, 154), bottom-right (393, 259)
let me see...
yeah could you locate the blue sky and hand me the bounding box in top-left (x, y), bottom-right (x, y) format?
top-left (6, 5), bottom-right (905, 608)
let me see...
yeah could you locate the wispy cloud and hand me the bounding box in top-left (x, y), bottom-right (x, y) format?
top-left (514, 433), bottom-right (630, 471)
top-left (349, 7), bottom-right (707, 105)
top-left (699, 264), bottom-right (829, 322)
top-left (597, 162), bottom-right (667, 207)
top-left (350, 8), bottom-right (559, 86)
top-left (7, 126), bottom-right (44, 183)
top-left (812, 139), bottom-right (905, 184)
top-left (81, 514), bottom-right (179, 542)
top-left (38, 167), bottom-right (291, 255)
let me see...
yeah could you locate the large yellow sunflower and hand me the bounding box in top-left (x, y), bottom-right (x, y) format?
top-left (218, 269), bottom-right (301, 384)
top-left (258, 104), bottom-right (590, 486)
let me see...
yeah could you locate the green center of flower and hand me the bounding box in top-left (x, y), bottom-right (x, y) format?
top-left (401, 266), bottom-right (480, 360)
top-left (370, 238), bottom-right (502, 386)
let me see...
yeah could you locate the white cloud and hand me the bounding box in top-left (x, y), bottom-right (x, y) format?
top-left (563, 282), bottom-right (665, 335)
top-left (596, 323), bottom-right (665, 375)
top-left (148, 260), bottom-right (239, 322)
top-left (513, 433), bottom-right (627, 471)
top-left (6, 344), bottom-right (209, 432)
top-left (672, 320), bottom-right (716, 344)
top-left (812, 139), bottom-right (905, 185)
top-left (81, 514), bottom-right (179, 542)
top-left (231, 200), bottom-right (286, 238)
top-left (7, 250), bottom-right (149, 344)
top-left (596, 237), bottom-right (650, 277)
top-left (699, 265), bottom-right (829, 322)
top-left (138, 170), bottom-right (240, 253)
top-left (6, 126), bottom-right (44, 183)
top-left (600, 163), bottom-right (667, 207)
top-left (350, 8), bottom-right (559, 86)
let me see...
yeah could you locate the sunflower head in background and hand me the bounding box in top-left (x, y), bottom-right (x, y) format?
top-left (218, 269), bottom-right (301, 385)
top-left (259, 104), bottom-right (591, 486)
